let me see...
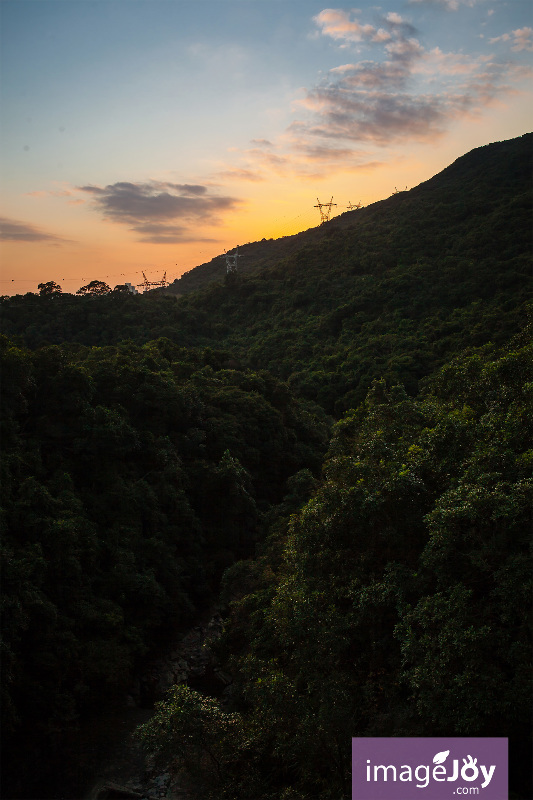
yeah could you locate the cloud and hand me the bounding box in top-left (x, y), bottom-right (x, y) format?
top-left (250, 139), bottom-right (274, 148)
top-left (128, 223), bottom-right (219, 245)
top-left (289, 8), bottom-right (528, 148)
top-left (290, 91), bottom-right (451, 146)
top-left (490, 27), bottom-right (533, 52)
top-left (216, 168), bottom-right (265, 182)
top-left (294, 10), bottom-right (444, 144)
top-left (313, 9), bottom-right (387, 44)
top-left (26, 183), bottom-right (86, 207)
top-left (407, 0), bottom-right (476, 10)
top-left (0, 217), bottom-right (65, 243)
top-left (417, 47), bottom-right (489, 75)
top-left (78, 180), bottom-right (242, 243)
top-left (313, 9), bottom-right (417, 46)
top-left (213, 6), bottom-right (530, 184)
top-left (228, 133), bottom-right (383, 182)
top-left (26, 185), bottom-right (76, 199)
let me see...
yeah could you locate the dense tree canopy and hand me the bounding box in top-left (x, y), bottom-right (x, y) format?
top-left (0, 336), bottom-right (328, 796)
top-left (0, 134), bottom-right (531, 798)
top-left (176, 334), bottom-right (531, 799)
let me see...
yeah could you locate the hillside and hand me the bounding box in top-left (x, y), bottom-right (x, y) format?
top-left (1, 133), bottom-right (532, 799)
top-left (161, 132), bottom-right (531, 296)
top-left (2, 134), bottom-right (531, 415)
top-left (161, 230), bottom-right (316, 296)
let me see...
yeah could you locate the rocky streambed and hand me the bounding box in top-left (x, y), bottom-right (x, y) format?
top-left (81, 611), bottom-right (229, 800)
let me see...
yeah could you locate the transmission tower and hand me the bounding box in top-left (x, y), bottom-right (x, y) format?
top-left (137, 271), bottom-right (169, 292)
top-left (347, 201), bottom-right (362, 210)
top-left (225, 246), bottom-right (242, 274)
top-left (314, 197), bottom-right (337, 224)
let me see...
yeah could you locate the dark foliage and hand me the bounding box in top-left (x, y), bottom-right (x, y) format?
top-left (1, 134), bottom-right (531, 798)
top-left (191, 334), bottom-right (532, 799)
top-left (2, 134), bottom-right (531, 415)
top-left (0, 337), bottom-right (327, 797)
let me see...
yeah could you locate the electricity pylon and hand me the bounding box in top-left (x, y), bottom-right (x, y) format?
top-left (314, 197), bottom-right (337, 224)
top-left (225, 247), bottom-right (242, 273)
top-left (347, 201), bottom-right (362, 210)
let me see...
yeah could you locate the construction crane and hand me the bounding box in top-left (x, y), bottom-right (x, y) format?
top-left (314, 197), bottom-right (337, 224)
top-left (137, 271), bottom-right (169, 292)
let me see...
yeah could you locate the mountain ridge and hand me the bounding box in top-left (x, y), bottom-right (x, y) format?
top-left (162, 132), bottom-right (532, 296)
top-left (1, 132), bottom-right (531, 414)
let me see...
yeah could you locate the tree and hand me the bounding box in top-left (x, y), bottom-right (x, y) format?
top-left (137, 684), bottom-right (246, 796)
top-left (76, 280), bottom-right (111, 295)
top-left (112, 283), bottom-right (133, 294)
top-left (38, 281), bottom-right (62, 296)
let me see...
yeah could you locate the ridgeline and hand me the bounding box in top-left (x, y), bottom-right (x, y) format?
top-left (2, 133), bottom-right (530, 416)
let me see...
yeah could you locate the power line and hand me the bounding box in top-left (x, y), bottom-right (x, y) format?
top-left (2, 195), bottom-right (374, 288)
top-left (0, 267), bottom-right (181, 286)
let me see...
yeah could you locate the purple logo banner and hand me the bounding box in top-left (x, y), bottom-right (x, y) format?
top-left (352, 737), bottom-right (508, 800)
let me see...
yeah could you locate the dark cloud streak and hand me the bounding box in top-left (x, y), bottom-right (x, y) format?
top-left (0, 217), bottom-right (65, 243)
top-left (78, 180), bottom-right (241, 243)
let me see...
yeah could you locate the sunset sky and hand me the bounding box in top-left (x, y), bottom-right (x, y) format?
top-left (1, 0), bottom-right (531, 295)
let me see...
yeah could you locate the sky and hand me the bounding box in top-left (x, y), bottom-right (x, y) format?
top-left (1, 0), bottom-right (532, 296)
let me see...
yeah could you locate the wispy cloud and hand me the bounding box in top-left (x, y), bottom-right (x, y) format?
top-left (313, 9), bottom-right (417, 46)
top-left (294, 11), bottom-right (442, 144)
top-left (289, 9), bottom-right (529, 148)
top-left (0, 217), bottom-right (65, 243)
top-left (215, 168), bottom-right (265, 182)
top-left (250, 139), bottom-right (274, 148)
top-left (78, 180), bottom-right (242, 243)
top-left (213, 6), bottom-right (529, 184)
top-left (490, 27), bottom-right (533, 52)
top-left (416, 47), bottom-right (490, 75)
top-left (220, 136), bottom-right (384, 183)
top-left (407, 0), bottom-right (477, 10)
top-left (26, 183), bottom-right (85, 206)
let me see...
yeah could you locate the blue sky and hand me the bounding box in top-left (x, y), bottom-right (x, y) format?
top-left (1, 0), bottom-right (531, 294)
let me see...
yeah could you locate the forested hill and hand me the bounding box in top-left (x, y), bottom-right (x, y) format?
top-left (160, 131), bottom-right (531, 296)
top-left (2, 133), bottom-right (531, 415)
top-left (1, 133), bottom-right (532, 799)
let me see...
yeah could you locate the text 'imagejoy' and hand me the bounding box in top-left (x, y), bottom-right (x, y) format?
top-left (352, 738), bottom-right (508, 800)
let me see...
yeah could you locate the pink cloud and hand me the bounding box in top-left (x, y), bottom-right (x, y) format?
top-left (490, 27), bottom-right (533, 51)
top-left (416, 48), bottom-right (489, 75)
top-left (212, 7), bottom-right (531, 183)
top-left (26, 184), bottom-right (77, 199)
top-left (313, 9), bottom-right (381, 44)
top-left (216, 168), bottom-right (265, 182)
top-left (511, 27), bottom-right (533, 52)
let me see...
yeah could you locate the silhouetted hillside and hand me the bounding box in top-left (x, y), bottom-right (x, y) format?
top-left (161, 132), bottom-right (532, 296)
top-left (1, 133), bottom-right (531, 415)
